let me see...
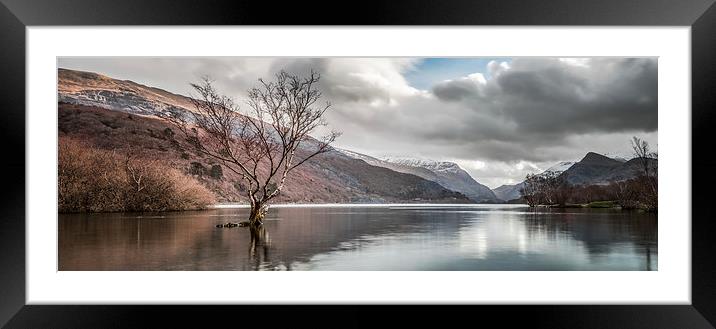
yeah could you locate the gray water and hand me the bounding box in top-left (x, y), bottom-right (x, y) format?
top-left (59, 204), bottom-right (657, 271)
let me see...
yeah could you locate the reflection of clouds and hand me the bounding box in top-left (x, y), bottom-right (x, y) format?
top-left (457, 211), bottom-right (589, 261)
top-left (458, 225), bottom-right (489, 259)
top-left (60, 206), bottom-right (658, 270)
top-left (287, 206), bottom-right (654, 270)
top-left (517, 231), bottom-right (527, 255)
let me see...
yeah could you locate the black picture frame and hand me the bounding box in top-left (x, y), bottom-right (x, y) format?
top-left (1, 0), bottom-right (714, 327)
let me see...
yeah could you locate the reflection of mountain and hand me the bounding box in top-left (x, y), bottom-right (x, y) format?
top-left (522, 209), bottom-right (657, 255)
top-left (59, 206), bottom-right (657, 271)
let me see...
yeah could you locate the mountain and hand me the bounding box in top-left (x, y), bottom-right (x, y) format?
top-left (560, 152), bottom-right (656, 185)
top-left (382, 157), bottom-right (464, 174)
top-left (544, 161), bottom-right (577, 173)
top-left (58, 68), bottom-right (197, 117)
top-left (559, 152), bottom-right (623, 185)
top-left (336, 151), bottom-right (499, 203)
top-left (492, 161), bottom-right (576, 201)
top-left (381, 157), bottom-right (499, 203)
top-left (492, 182), bottom-right (525, 202)
top-left (57, 68), bottom-right (471, 204)
top-left (603, 152), bottom-right (630, 163)
top-left (493, 152), bottom-right (658, 202)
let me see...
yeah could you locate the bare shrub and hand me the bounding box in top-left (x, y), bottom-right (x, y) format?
top-left (521, 171), bottom-right (569, 206)
top-left (58, 137), bottom-right (215, 212)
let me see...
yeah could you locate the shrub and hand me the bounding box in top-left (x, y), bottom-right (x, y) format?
top-left (58, 138), bottom-right (215, 212)
top-left (189, 162), bottom-right (207, 176)
top-left (209, 164), bottom-right (223, 179)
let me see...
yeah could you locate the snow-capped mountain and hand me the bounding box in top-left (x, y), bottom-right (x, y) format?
top-left (381, 157), bottom-right (463, 174)
top-left (543, 161), bottom-right (576, 174)
top-left (335, 148), bottom-right (376, 163)
top-left (342, 154), bottom-right (499, 203)
top-left (603, 152), bottom-right (630, 163)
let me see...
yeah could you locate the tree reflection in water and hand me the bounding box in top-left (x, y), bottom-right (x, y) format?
top-left (59, 206), bottom-right (657, 271)
top-left (249, 225), bottom-right (271, 270)
top-left (522, 207), bottom-right (657, 270)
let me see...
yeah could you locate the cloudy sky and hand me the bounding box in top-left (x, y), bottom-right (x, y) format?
top-left (58, 57), bottom-right (657, 188)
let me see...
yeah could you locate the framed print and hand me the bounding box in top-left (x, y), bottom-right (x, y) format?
top-left (2, 0), bottom-right (715, 327)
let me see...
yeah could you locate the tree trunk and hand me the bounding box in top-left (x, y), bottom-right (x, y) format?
top-left (248, 202), bottom-right (269, 227)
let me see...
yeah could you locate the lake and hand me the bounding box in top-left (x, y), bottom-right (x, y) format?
top-left (59, 204), bottom-right (657, 271)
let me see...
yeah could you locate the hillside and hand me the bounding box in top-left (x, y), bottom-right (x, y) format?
top-left (560, 152), bottom-right (624, 185)
top-left (57, 69), bottom-right (472, 204)
top-left (58, 68), bottom-right (197, 117)
top-left (560, 152), bottom-right (656, 185)
top-left (492, 153), bottom-right (656, 201)
top-left (381, 158), bottom-right (499, 202)
top-left (492, 183), bottom-right (525, 202)
top-left (337, 150), bottom-right (498, 202)
top-left (492, 161), bottom-right (576, 201)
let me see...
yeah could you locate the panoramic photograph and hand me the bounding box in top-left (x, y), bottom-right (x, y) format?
top-left (57, 57), bottom-right (657, 271)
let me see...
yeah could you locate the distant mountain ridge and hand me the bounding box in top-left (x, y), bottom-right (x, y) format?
top-left (335, 152), bottom-right (499, 203)
top-left (492, 182), bottom-right (526, 202)
top-left (545, 161), bottom-right (577, 173)
top-left (382, 157), bottom-right (463, 174)
top-left (492, 160), bottom-right (576, 201)
top-left (383, 157), bottom-right (499, 203)
top-left (561, 152), bottom-right (656, 186)
top-left (491, 153), bottom-right (653, 202)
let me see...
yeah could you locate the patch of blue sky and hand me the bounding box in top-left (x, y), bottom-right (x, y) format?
top-left (404, 57), bottom-right (512, 90)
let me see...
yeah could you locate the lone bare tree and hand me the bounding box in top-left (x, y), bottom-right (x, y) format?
top-left (163, 70), bottom-right (340, 226)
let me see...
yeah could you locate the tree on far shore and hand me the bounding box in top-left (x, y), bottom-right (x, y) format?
top-left (520, 137), bottom-right (657, 212)
top-left (630, 137), bottom-right (658, 211)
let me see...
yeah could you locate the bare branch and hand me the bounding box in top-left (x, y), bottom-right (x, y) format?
top-left (156, 70), bottom-right (339, 222)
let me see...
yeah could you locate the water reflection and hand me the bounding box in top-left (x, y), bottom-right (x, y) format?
top-left (59, 205), bottom-right (657, 271)
top-left (248, 225), bottom-right (271, 270)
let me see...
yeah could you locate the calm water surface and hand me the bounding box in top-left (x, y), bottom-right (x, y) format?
top-left (59, 205), bottom-right (657, 270)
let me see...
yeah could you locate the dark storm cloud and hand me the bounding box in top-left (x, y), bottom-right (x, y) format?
top-left (433, 77), bottom-right (483, 101)
top-left (432, 58), bottom-right (658, 136)
top-left (320, 57), bottom-right (657, 176)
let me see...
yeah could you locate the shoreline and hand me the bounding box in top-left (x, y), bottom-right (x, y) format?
top-left (210, 203), bottom-right (527, 209)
